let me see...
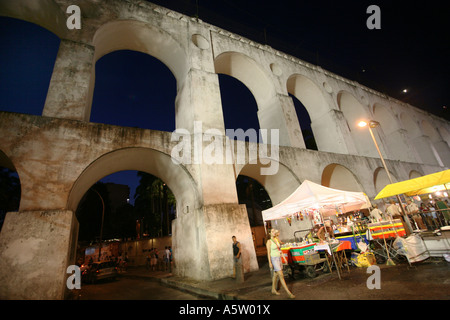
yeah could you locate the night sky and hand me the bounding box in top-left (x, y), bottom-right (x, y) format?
top-left (0, 0), bottom-right (448, 204)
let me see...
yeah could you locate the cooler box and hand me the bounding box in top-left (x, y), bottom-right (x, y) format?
top-left (289, 243), bottom-right (317, 264)
top-left (304, 252), bottom-right (321, 264)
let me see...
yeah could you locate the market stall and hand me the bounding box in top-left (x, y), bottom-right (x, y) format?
top-left (374, 169), bottom-right (450, 260)
top-left (262, 180), bottom-right (371, 279)
top-left (374, 169), bottom-right (450, 200)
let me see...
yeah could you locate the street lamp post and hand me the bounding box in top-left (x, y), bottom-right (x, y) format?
top-left (358, 120), bottom-right (414, 234)
top-left (92, 188), bottom-right (105, 261)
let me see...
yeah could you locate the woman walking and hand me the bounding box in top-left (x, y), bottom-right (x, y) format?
top-left (266, 229), bottom-right (295, 299)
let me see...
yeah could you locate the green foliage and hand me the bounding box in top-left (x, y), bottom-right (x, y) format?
top-left (134, 172), bottom-right (176, 237)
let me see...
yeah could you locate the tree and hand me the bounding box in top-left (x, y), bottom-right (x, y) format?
top-left (134, 172), bottom-right (176, 237)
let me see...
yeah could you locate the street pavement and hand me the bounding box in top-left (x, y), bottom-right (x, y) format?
top-left (77, 275), bottom-right (206, 300)
top-left (113, 257), bottom-right (449, 300)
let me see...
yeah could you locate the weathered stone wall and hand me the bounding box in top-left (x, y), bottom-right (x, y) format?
top-left (0, 210), bottom-right (78, 300)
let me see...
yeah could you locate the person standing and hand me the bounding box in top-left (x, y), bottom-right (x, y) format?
top-left (387, 199), bottom-right (412, 235)
top-left (435, 198), bottom-right (450, 225)
top-left (370, 204), bottom-right (383, 222)
top-left (266, 229), bottom-right (295, 299)
top-left (164, 246), bottom-right (171, 272)
top-left (406, 199), bottom-right (426, 230)
top-left (150, 248), bottom-right (157, 271)
top-left (232, 236), bottom-right (244, 282)
top-left (386, 200), bottom-right (401, 220)
top-left (428, 203), bottom-right (440, 228)
top-left (146, 252), bottom-right (151, 270)
top-left (420, 203), bottom-right (433, 230)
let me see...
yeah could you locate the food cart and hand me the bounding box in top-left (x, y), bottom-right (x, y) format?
top-left (262, 180), bottom-right (371, 280)
top-left (280, 241), bottom-right (330, 279)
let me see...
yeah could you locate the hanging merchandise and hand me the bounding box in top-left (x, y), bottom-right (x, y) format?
top-left (313, 210), bottom-right (322, 225)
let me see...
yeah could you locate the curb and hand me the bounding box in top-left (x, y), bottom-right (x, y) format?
top-left (161, 278), bottom-right (231, 300)
top-left (160, 277), bottom-right (274, 300)
top-left (118, 267), bottom-right (275, 300)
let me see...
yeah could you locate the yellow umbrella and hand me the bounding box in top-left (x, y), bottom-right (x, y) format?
top-left (374, 169), bottom-right (450, 200)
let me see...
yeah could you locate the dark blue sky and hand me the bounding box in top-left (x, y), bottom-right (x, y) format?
top-left (0, 0), bottom-right (448, 204)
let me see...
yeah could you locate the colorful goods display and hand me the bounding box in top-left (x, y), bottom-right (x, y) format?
top-left (368, 219), bottom-right (406, 239)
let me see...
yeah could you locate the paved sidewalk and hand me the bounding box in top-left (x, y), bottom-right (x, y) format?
top-left (121, 258), bottom-right (450, 300)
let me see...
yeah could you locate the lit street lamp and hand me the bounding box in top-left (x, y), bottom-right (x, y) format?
top-left (358, 120), bottom-right (414, 234)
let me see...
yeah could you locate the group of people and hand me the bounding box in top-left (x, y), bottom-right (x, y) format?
top-left (146, 246), bottom-right (173, 272)
top-left (370, 198), bottom-right (450, 231)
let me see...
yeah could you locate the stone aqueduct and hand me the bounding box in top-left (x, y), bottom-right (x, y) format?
top-left (0, 0), bottom-right (449, 299)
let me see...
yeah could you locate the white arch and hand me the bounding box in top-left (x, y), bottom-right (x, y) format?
top-left (421, 120), bottom-right (440, 142)
top-left (214, 51), bottom-right (292, 145)
top-left (237, 159), bottom-right (301, 206)
top-left (287, 74), bottom-right (328, 121)
top-left (438, 127), bottom-right (450, 145)
top-left (373, 103), bottom-right (412, 161)
top-left (93, 20), bottom-right (188, 86)
top-left (321, 163), bottom-right (364, 192)
top-left (67, 147), bottom-right (200, 215)
top-left (338, 91), bottom-right (380, 158)
top-left (400, 112), bottom-right (421, 138)
top-left (409, 170), bottom-right (423, 179)
top-left (422, 120), bottom-right (449, 166)
top-left (287, 74), bottom-right (345, 152)
top-left (214, 51), bottom-right (275, 111)
top-left (374, 167), bottom-right (398, 195)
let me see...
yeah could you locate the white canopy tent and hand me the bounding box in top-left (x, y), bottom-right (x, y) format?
top-left (262, 180), bottom-right (371, 281)
top-left (262, 180), bottom-right (371, 222)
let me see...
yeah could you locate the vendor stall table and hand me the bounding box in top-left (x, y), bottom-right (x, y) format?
top-left (367, 219), bottom-right (407, 264)
top-left (335, 233), bottom-right (368, 250)
top-left (420, 229), bottom-right (450, 257)
top-left (314, 240), bottom-right (351, 274)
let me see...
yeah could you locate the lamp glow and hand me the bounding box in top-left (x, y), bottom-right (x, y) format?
top-left (357, 120), bottom-right (368, 128)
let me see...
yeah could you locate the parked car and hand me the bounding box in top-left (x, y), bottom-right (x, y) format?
top-left (82, 261), bottom-right (118, 284)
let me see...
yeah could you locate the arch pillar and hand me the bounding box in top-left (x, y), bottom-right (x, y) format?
top-left (413, 135), bottom-right (444, 166)
top-left (434, 140), bottom-right (450, 167)
top-left (258, 94), bottom-right (305, 148)
top-left (175, 68), bottom-right (226, 133)
top-left (0, 209), bottom-right (79, 299)
top-left (386, 128), bottom-right (421, 163)
top-left (43, 39), bottom-right (95, 121)
top-left (311, 109), bottom-right (356, 154)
